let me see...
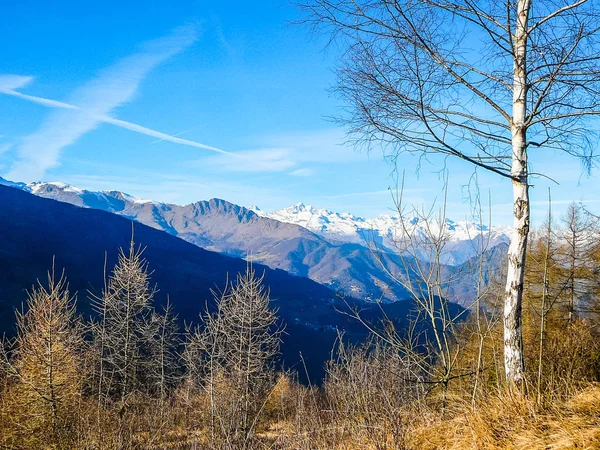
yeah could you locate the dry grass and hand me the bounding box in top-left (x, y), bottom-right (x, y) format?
top-left (408, 384), bottom-right (600, 450)
top-left (2, 375), bottom-right (600, 449)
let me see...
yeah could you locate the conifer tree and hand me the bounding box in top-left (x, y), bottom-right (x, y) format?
top-left (0, 268), bottom-right (82, 444)
top-left (91, 236), bottom-right (156, 405)
top-left (186, 265), bottom-right (282, 449)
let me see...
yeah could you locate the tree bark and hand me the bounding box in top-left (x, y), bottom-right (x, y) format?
top-left (504, 0), bottom-right (531, 389)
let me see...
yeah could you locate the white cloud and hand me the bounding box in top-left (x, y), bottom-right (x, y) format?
top-left (61, 172), bottom-right (290, 208)
top-left (2, 24), bottom-right (216, 181)
top-left (260, 128), bottom-right (368, 163)
top-left (100, 117), bottom-right (232, 155)
top-left (195, 128), bottom-right (368, 175)
top-left (289, 168), bottom-right (315, 177)
top-left (0, 143), bottom-right (12, 155)
top-left (322, 189), bottom-right (392, 199)
top-left (4, 89), bottom-right (80, 109)
top-left (202, 147), bottom-right (297, 172)
top-left (0, 75), bottom-right (33, 92)
top-left (1, 88), bottom-right (233, 157)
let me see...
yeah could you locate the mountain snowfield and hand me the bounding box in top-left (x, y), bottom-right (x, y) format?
top-left (251, 202), bottom-right (511, 265)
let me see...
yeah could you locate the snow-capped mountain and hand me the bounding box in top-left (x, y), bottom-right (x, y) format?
top-left (251, 203), bottom-right (511, 265)
top-left (0, 178), bottom-right (510, 266)
top-left (0, 177), bottom-right (509, 303)
top-left (1, 183), bottom-right (422, 383)
top-left (8, 179), bottom-right (156, 211)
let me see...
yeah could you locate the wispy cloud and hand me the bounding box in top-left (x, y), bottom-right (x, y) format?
top-left (198, 128), bottom-right (368, 175)
top-left (202, 147), bottom-right (297, 173)
top-left (260, 129), bottom-right (367, 164)
top-left (1, 84), bottom-right (232, 155)
top-left (322, 189), bottom-right (392, 200)
top-left (60, 172), bottom-right (291, 208)
top-left (322, 187), bottom-right (431, 200)
top-left (210, 14), bottom-right (238, 61)
top-left (0, 75), bottom-right (33, 92)
top-left (290, 168), bottom-right (316, 177)
top-left (0, 24), bottom-right (237, 181)
top-left (0, 143), bottom-right (12, 155)
top-left (0, 134), bottom-right (12, 155)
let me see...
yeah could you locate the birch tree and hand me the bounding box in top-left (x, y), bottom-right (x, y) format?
top-left (298, 0), bottom-right (600, 388)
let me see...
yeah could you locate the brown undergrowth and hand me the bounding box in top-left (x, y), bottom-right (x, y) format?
top-left (408, 385), bottom-right (600, 450)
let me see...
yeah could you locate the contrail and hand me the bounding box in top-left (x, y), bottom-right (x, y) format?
top-left (150, 126), bottom-right (200, 144)
top-left (1, 88), bottom-right (238, 157)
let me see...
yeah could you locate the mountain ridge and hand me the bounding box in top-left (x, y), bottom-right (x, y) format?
top-left (0, 178), bottom-right (508, 303)
top-left (6, 178), bottom-right (511, 258)
top-left (251, 202), bottom-right (511, 265)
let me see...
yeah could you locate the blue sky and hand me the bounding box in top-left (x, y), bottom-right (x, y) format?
top-left (1, 0), bottom-right (598, 226)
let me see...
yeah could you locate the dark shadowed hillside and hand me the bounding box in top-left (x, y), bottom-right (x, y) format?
top-left (3, 180), bottom-right (417, 301)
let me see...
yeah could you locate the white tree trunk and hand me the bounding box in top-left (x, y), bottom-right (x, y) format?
top-left (504, 0), bottom-right (531, 388)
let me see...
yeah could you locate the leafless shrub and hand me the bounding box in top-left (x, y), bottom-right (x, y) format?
top-left (324, 336), bottom-right (426, 449)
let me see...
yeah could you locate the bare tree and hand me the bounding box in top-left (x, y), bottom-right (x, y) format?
top-left (90, 237), bottom-right (156, 406)
top-left (344, 182), bottom-right (499, 412)
top-left (523, 191), bottom-right (564, 401)
top-left (559, 202), bottom-right (599, 321)
top-left (147, 299), bottom-right (180, 400)
top-left (185, 265), bottom-right (282, 449)
top-left (521, 204), bottom-right (600, 402)
top-left (297, 0), bottom-right (600, 388)
top-left (324, 335), bottom-right (425, 448)
top-left (0, 267), bottom-right (82, 444)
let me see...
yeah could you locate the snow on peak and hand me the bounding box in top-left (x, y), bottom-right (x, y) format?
top-left (28, 181), bottom-right (85, 195)
top-left (102, 190), bottom-right (154, 205)
top-left (0, 177), bottom-right (158, 207)
top-left (0, 177), bottom-right (27, 190)
top-left (1, 175), bottom-right (510, 266)
top-left (254, 203), bottom-right (511, 264)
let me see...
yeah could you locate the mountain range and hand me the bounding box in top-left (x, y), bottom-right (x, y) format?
top-left (0, 178), bottom-right (510, 304)
top-left (251, 202), bottom-right (510, 265)
top-left (0, 183), bottom-right (443, 382)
